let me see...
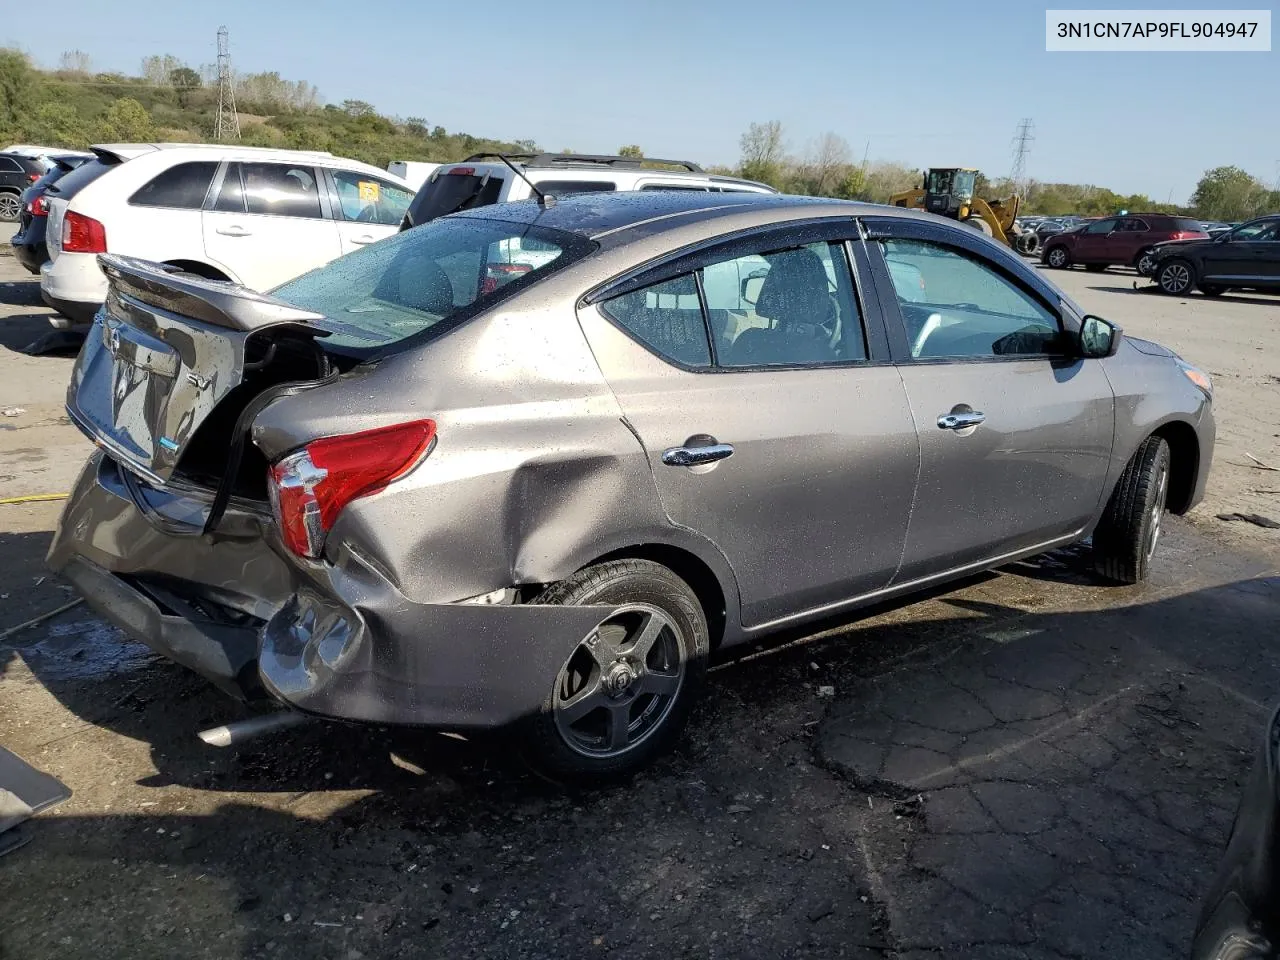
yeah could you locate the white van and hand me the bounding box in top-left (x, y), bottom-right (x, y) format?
top-left (387, 160), bottom-right (440, 190)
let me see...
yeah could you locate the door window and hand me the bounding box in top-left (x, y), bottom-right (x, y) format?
top-left (129, 161), bottom-right (219, 209)
top-left (601, 274), bottom-right (711, 368)
top-left (1231, 220), bottom-right (1280, 242)
top-left (237, 162), bottom-right (323, 219)
top-left (331, 170), bottom-right (414, 226)
top-left (1082, 218), bottom-right (1117, 235)
top-left (879, 238), bottom-right (1063, 359)
top-left (1118, 218), bottom-right (1149, 232)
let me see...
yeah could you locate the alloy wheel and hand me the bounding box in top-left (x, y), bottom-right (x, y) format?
top-left (1145, 463), bottom-right (1169, 561)
top-left (0, 193), bottom-right (21, 222)
top-left (1160, 262), bottom-right (1192, 294)
top-left (1047, 248), bottom-right (1067, 268)
top-left (1136, 251), bottom-right (1154, 275)
top-left (553, 603), bottom-right (686, 758)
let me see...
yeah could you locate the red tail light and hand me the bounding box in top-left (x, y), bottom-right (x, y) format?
top-left (479, 262), bottom-right (532, 295)
top-left (29, 195), bottom-right (50, 217)
top-left (268, 420), bottom-right (436, 558)
top-left (26, 173), bottom-right (39, 183)
top-left (62, 211), bottom-right (107, 253)
top-left (1169, 231), bottom-right (1207, 241)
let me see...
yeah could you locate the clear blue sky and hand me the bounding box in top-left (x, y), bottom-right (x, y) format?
top-left (6, 0), bottom-right (1277, 203)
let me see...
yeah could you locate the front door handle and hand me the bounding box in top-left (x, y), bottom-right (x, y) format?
top-left (350, 234), bottom-right (378, 245)
top-left (215, 225), bottom-right (251, 237)
top-left (662, 442), bottom-right (735, 467)
top-left (937, 411), bottom-right (986, 430)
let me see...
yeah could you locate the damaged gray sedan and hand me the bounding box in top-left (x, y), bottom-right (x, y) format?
top-left (49, 192), bottom-right (1215, 782)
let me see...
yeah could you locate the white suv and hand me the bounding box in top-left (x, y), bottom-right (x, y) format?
top-left (401, 152), bottom-right (776, 229)
top-left (40, 143), bottom-right (415, 325)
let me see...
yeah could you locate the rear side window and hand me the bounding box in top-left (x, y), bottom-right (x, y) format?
top-left (404, 172), bottom-right (505, 227)
top-left (1173, 217), bottom-right (1207, 233)
top-left (535, 180), bottom-right (617, 197)
top-left (332, 170), bottom-right (415, 226)
top-left (0, 156), bottom-right (22, 173)
top-left (271, 216), bottom-right (595, 352)
top-left (129, 161), bottom-right (219, 209)
top-left (601, 275), bottom-right (711, 368)
top-left (239, 162), bottom-right (323, 219)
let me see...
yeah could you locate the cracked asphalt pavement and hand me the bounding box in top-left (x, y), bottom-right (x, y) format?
top-left (2, 254), bottom-right (1280, 958)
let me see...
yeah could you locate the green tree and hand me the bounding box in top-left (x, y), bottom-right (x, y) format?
top-left (168, 66), bottom-right (201, 107)
top-left (0, 49), bottom-right (34, 131)
top-left (341, 99), bottom-right (376, 118)
top-left (26, 102), bottom-right (88, 147)
top-left (618, 144), bottom-right (643, 158)
top-left (739, 120), bottom-right (785, 187)
top-left (97, 97), bottom-right (154, 141)
top-left (404, 116), bottom-right (428, 137)
top-left (1190, 165), bottom-right (1270, 221)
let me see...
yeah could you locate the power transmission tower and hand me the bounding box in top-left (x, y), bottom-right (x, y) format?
top-left (215, 26), bottom-right (240, 141)
top-left (1009, 118), bottom-right (1035, 200)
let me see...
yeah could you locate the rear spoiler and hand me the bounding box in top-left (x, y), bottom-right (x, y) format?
top-left (98, 255), bottom-right (335, 335)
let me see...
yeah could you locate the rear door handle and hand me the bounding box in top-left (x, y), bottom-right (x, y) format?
top-left (661, 442), bottom-right (735, 467)
top-left (350, 234), bottom-right (378, 245)
top-left (937, 411), bottom-right (986, 430)
top-left (215, 226), bottom-right (251, 237)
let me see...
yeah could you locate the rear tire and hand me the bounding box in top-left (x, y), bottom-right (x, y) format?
top-left (1045, 245), bottom-right (1070, 269)
top-left (518, 559), bottom-right (709, 785)
top-left (1157, 259), bottom-right (1195, 296)
top-left (1018, 232), bottom-right (1041, 256)
top-left (1092, 436), bottom-right (1171, 585)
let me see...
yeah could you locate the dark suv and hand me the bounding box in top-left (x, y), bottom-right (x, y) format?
top-left (0, 152), bottom-right (47, 221)
top-left (1041, 214), bottom-right (1207, 275)
top-left (1150, 215), bottom-right (1280, 297)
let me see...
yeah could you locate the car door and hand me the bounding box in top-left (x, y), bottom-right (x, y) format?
top-left (326, 168), bottom-right (416, 255)
top-left (202, 161), bottom-right (341, 290)
top-left (862, 216), bottom-right (1115, 582)
top-left (1203, 219), bottom-right (1280, 285)
top-left (1073, 217), bottom-right (1119, 263)
top-left (1113, 217), bottom-right (1150, 264)
top-left (576, 221), bottom-right (919, 628)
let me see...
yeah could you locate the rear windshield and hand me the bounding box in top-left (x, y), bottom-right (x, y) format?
top-left (272, 216), bottom-right (595, 353)
top-left (44, 158), bottom-right (117, 198)
top-left (403, 172), bottom-right (505, 227)
top-left (1172, 217), bottom-right (1206, 232)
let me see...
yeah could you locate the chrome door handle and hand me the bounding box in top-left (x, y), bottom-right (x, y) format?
top-left (215, 226), bottom-right (251, 237)
top-left (937, 411), bottom-right (986, 430)
top-left (661, 443), bottom-right (735, 467)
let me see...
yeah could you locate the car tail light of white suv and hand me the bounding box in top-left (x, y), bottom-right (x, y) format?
top-left (62, 210), bottom-right (108, 253)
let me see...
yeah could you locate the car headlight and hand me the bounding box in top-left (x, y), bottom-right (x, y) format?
top-left (1176, 357), bottom-right (1212, 398)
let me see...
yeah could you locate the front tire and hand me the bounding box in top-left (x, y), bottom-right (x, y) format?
top-left (1157, 259), bottom-right (1195, 295)
top-left (1134, 248), bottom-right (1156, 276)
top-left (1093, 436), bottom-right (1171, 585)
top-left (519, 559), bottom-right (709, 785)
top-left (1045, 245), bottom-right (1070, 269)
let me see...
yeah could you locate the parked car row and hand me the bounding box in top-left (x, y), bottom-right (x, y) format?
top-left (1149, 215), bottom-right (1280, 296)
top-left (1041, 214), bottom-right (1209, 275)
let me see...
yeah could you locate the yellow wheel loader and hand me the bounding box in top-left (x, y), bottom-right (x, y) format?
top-left (889, 168), bottom-right (1039, 255)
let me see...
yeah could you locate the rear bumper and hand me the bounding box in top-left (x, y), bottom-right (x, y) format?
top-left (50, 452), bottom-right (622, 730)
top-left (40, 252), bottom-right (107, 321)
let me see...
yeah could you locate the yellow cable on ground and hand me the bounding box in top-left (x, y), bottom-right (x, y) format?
top-left (0, 494), bottom-right (69, 505)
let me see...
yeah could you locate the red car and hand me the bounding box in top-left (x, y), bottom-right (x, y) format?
top-left (1041, 214), bottom-right (1208, 275)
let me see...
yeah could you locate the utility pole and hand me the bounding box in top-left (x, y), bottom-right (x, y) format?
top-left (1009, 118), bottom-right (1035, 200)
top-left (215, 26), bottom-right (240, 141)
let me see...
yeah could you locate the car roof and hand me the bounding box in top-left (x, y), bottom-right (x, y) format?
top-left (450, 190), bottom-right (935, 245)
top-left (87, 143), bottom-right (410, 188)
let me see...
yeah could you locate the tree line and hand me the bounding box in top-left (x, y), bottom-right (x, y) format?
top-left (2, 50), bottom-right (1275, 222)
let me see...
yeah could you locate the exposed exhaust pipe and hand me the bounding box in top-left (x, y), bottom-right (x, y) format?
top-left (197, 711), bottom-right (310, 747)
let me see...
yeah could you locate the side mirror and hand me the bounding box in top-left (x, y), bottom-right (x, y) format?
top-left (1079, 315), bottom-right (1121, 359)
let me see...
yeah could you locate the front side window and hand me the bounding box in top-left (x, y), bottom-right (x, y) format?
top-left (1083, 219), bottom-right (1117, 235)
top-left (1119, 218), bottom-right (1149, 232)
top-left (1231, 219), bottom-right (1280, 242)
top-left (878, 238), bottom-right (1063, 360)
top-left (129, 161), bottom-right (219, 209)
top-left (239, 162), bottom-right (323, 219)
top-left (332, 170), bottom-right (414, 226)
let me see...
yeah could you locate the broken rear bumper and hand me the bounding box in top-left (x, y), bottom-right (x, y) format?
top-left (49, 452), bottom-right (620, 730)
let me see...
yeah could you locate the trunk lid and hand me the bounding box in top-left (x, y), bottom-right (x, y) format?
top-left (66, 254), bottom-right (354, 485)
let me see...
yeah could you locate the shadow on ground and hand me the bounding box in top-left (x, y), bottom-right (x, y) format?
top-left (3, 521), bottom-right (1276, 959)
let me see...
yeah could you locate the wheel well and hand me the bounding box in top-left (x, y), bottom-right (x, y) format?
top-left (162, 259), bottom-right (231, 282)
top-left (589, 544), bottom-right (728, 650)
top-left (1152, 421), bottom-right (1199, 514)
